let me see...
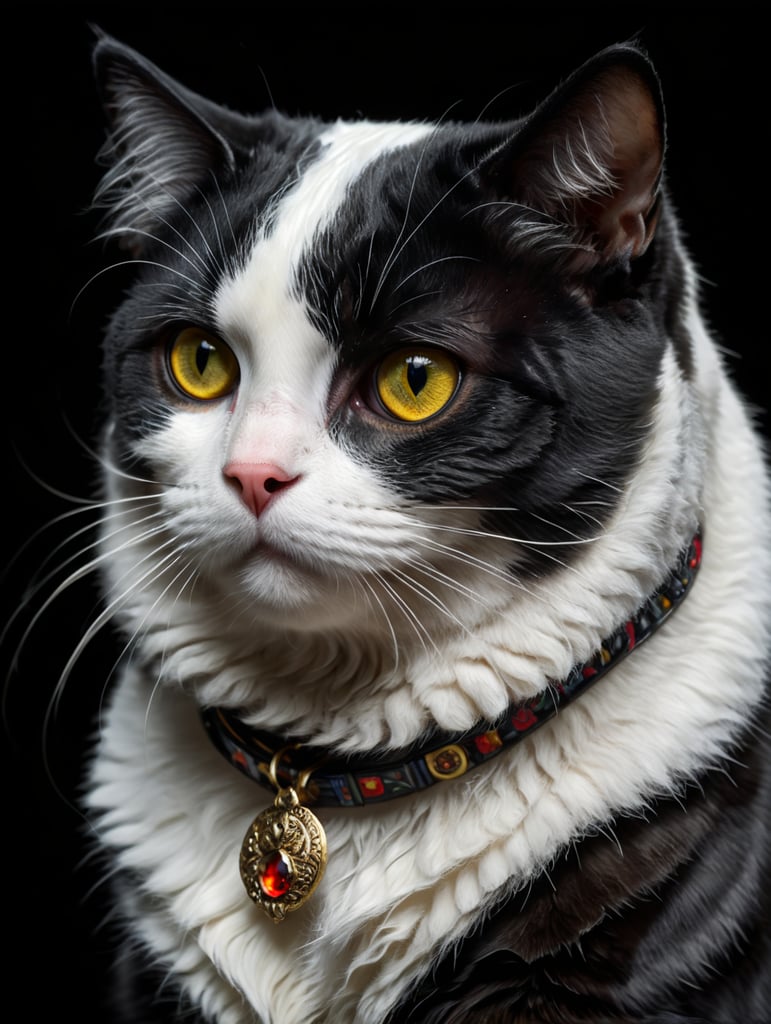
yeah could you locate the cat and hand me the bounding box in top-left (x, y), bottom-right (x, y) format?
top-left (70, 29), bottom-right (771, 1023)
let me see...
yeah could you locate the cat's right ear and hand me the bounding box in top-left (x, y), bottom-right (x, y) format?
top-left (92, 31), bottom-right (246, 253)
top-left (478, 44), bottom-right (665, 273)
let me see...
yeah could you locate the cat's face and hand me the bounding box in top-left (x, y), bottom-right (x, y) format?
top-left (102, 123), bottom-right (516, 632)
top-left (96, 41), bottom-right (672, 645)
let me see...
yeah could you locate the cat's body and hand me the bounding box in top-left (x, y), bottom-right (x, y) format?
top-left (78, 34), bottom-right (769, 1023)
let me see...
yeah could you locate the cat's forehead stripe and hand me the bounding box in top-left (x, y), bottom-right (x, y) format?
top-left (215, 119), bottom-right (434, 350)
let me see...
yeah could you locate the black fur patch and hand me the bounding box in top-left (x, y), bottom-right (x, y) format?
top-left (387, 714), bottom-right (771, 1023)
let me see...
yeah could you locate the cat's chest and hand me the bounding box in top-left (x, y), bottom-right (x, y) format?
top-left (88, 519), bottom-right (762, 1024)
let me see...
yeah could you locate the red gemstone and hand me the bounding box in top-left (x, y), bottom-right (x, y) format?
top-left (511, 707), bottom-right (538, 731)
top-left (359, 776), bottom-right (385, 798)
top-left (258, 850), bottom-right (293, 899)
top-left (474, 730), bottom-right (502, 755)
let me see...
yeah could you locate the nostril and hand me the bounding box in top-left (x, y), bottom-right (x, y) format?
top-left (224, 462), bottom-right (299, 517)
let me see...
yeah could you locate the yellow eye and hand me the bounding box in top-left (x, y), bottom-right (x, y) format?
top-left (375, 348), bottom-right (460, 421)
top-left (168, 327), bottom-right (239, 401)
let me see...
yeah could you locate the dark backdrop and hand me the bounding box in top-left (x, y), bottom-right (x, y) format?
top-left (3, 5), bottom-right (766, 1018)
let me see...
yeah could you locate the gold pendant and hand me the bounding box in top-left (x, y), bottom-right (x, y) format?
top-left (239, 784), bottom-right (327, 923)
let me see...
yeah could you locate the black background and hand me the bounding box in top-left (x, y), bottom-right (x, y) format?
top-left (3, 5), bottom-right (766, 1018)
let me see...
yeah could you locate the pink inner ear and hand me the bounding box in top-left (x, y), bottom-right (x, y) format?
top-left (587, 66), bottom-right (663, 259)
top-left (500, 60), bottom-right (664, 266)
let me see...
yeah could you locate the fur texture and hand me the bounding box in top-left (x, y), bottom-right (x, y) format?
top-left (76, 34), bottom-right (771, 1023)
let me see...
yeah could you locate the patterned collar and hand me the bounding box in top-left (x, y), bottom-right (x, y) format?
top-left (203, 532), bottom-right (702, 808)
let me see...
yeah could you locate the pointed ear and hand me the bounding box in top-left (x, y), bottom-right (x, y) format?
top-left (481, 46), bottom-right (665, 266)
top-left (92, 32), bottom-right (246, 251)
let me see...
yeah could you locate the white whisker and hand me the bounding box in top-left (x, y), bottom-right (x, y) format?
top-left (574, 471), bottom-right (624, 494)
top-left (46, 534), bottom-right (186, 720)
top-left (369, 570), bottom-right (438, 656)
top-left (355, 575), bottom-right (400, 668)
top-left (389, 565), bottom-right (472, 636)
top-left (369, 160), bottom-right (480, 312)
top-left (99, 224), bottom-right (214, 280)
top-left (392, 254), bottom-right (480, 294)
top-left (209, 170), bottom-right (240, 257)
top-left (12, 523), bottom-right (174, 689)
top-left (409, 555), bottom-right (487, 605)
top-left (413, 518), bottom-right (598, 548)
top-left (410, 533), bottom-right (543, 602)
top-left (98, 555), bottom-right (201, 740)
top-left (16, 500), bottom-right (165, 611)
top-left (70, 259), bottom-right (206, 321)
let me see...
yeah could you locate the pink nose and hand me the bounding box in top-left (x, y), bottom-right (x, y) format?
top-left (224, 462), bottom-right (300, 517)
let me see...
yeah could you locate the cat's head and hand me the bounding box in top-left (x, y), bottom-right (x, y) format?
top-left (90, 35), bottom-right (696, 734)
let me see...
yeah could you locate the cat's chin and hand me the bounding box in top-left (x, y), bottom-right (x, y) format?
top-left (233, 543), bottom-right (351, 618)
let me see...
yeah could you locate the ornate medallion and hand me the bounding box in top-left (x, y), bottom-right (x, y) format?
top-left (239, 786), bottom-right (327, 922)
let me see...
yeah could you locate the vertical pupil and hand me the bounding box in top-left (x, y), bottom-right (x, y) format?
top-left (196, 340), bottom-right (214, 376)
top-left (407, 359), bottom-right (428, 397)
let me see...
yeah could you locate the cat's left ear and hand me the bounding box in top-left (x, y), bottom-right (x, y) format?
top-left (91, 30), bottom-right (250, 252)
top-left (480, 45), bottom-right (665, 266)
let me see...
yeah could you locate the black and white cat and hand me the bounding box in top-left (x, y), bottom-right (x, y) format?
top-left (77, 31), bottom-right (770, 1023)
